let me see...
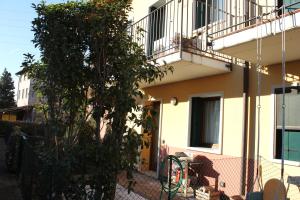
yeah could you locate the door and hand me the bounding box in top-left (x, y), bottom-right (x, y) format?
top-left (149, 101), bottom-right (161, 171)
top-left (147, 5), bottom-right (165, 56)
top-left (140, 101), bottom-right (161, 172)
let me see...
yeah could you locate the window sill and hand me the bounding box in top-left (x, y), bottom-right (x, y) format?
top-left (186, 147), bottom-right (221, 155)
top-left (272, 159), bottom-right (300, 167)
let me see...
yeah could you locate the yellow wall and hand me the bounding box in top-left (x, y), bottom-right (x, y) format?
top-left (1, 114), bottom-right (17, 122)
top-left (144, 64), bottom-right (244, 157)
top-left (248, 60), bottom-right (300, 199)
top-left (142, 59), bottom-right (300, 198)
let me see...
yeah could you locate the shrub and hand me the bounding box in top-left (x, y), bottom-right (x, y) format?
top-left (0, 120), bottom-right (46, 139)
top-left (0, 121), bottom-right (45, 173)
top-left (0, 121), bottom-right (14, 143)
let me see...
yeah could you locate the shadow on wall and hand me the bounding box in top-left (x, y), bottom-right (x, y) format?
top-left (192, 155), bottom-right (220, 190)
top-left (158, 152), bottom-right (221, 190)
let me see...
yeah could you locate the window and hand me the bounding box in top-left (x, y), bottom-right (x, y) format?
top-left (278, 0), bottom-right (300, 15)
top-left (194, 0), bottom-right (225, 29)
top-left (275, 86), bottom-right (300, 162)
top-left (147, 2), bottom-right (166, 56)
top-left (150, 5), bottom-right (165, 41)
top-left (17, 90), bottom-right (20, 100)
top-left (22, 89), bottom-right (24, 99)
top-left (190, 96), bottom-right (221, 149)
top-left (195, 0), bottom-right (206, 29)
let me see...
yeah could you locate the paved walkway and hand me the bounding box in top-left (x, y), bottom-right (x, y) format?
top-left (0, 137), bottom-right (22, 200)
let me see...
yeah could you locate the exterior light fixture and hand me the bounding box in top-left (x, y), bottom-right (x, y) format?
top-left (170, 97), bottom-right (178, 106)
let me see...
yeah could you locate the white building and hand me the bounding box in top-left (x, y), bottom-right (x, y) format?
top-left (16, 74), bottom-right (36, 107)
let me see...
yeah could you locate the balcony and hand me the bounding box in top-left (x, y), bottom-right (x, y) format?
top-left (210, 1), bottom-right (300, 65)
top-left (130, 0), bottom-right (233, 87)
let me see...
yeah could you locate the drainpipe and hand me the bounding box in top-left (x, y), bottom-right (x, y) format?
top-left (241, 61), bottom-right (249, 195)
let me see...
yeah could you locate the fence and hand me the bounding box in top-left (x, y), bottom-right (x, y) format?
top-left (115, 156), bottom-right (300, 200)
top-left (116, 156), bottom-right (244, 200)
top-left (13, 134), bottom-right (300, 200)
top-left (17, 134), bottom-right (43, 200)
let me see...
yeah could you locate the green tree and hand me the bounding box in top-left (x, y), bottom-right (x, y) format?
top-left (20, 0), bottom-right (172, 199)
top-left (0, 68), bottom-right (16, 109)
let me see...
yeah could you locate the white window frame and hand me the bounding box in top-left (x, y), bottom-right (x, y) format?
top-left (270, 86), bottom-right (300, 166)
top-left (192, 0), bottom-right (226, 33)
top-left (187, 92), bottom-right (224, 154)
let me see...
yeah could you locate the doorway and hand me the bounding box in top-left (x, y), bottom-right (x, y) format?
top-left (147, 1), bottom-right (166, 56)
top-left (140, 100), bottom-right (161, 175)
top-left (149, 101), bottom-right (161, 172)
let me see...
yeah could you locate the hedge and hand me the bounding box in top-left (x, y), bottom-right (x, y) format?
top-left (0, 120), bottom-right (45, 142)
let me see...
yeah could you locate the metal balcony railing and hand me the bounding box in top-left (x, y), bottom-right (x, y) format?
top-left (129, 0), bottom-right (233, 63)
top-left (209, 0), bottom-right (300, 39)
top-left (130, 0), bottom-right (300, 63)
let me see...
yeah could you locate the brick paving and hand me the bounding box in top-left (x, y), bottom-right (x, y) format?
top-left (0, 137), bottom-right (22, 200)
top-left (117, 171), bottom-right (192, 200)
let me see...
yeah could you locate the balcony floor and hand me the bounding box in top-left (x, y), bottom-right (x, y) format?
top-left (140, 49), bottom-right (231, 88)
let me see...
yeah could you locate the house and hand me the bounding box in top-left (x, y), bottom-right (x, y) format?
top-left (14, 74), bottom-right (37, 121)
top-left (130, 0), bottom-right (300, 199)
top-left (0, 106), bottom-right (33, 122)
top-left (0, 75), bottom-right (36, 122)
top-left (16, 74), bottom-right (36, 108)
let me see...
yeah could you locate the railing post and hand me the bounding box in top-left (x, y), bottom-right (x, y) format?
top-left (235, 0), bottom-right (237, 30)
top-left (168, 157), bottom-right (173, 200)
top-left (180, 0), bottom-right (184, 59)
top-left (205, 0), bottom-right (208, 51)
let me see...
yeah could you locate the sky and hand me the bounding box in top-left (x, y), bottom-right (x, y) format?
top-left (0, 0), bottom-right (67, 98)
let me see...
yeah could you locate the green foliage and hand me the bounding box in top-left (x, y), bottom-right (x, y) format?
top-left (0, 68), bottom-right (16, 109)
top-left (0, 120), bottom-right (14, 138)
top-left (19, 0), bottom-right (172, 199)
top-left (1, 121), bottom-right (46, 176)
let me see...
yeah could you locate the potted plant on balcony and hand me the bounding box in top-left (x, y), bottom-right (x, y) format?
top-left (152, 44), bottom-right (166, 58)
top-left (171, 33), bottom-right (194, 50)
